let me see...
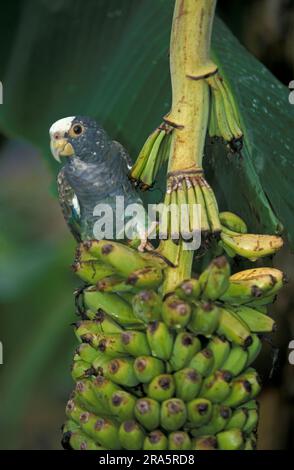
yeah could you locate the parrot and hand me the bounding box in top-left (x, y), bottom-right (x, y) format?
top-left (49, 116), bottom-right (153, 250)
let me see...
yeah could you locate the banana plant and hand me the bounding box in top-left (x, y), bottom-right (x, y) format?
top-left (56, 0), bottom-right (286, 451)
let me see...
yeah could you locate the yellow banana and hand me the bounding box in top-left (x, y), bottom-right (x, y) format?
top-left (221, 232), bottom-right (283, 260)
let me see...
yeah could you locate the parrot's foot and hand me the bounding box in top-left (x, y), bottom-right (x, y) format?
top-left (138, 240), bottom-right (154, 252)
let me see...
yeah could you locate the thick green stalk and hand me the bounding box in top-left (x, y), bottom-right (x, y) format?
top-left (162, 0), bottom-right (217, 293)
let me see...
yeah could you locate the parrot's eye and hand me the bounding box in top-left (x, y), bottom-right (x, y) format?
top-left (70, 124), bottom-right (84, 137)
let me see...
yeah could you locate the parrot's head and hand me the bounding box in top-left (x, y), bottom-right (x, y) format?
top-left (49, 116), bottom-right (110, 164)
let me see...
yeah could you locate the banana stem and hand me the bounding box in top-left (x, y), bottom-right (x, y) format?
top-left (162, 0), bottom-right (217, 293)
top-left (166, 0), bottom-right (217, 173)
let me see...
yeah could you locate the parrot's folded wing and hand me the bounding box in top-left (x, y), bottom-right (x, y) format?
top-left (57, 168), bottom-right (82, 242)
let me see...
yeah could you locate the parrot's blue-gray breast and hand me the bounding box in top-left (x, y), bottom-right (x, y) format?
top-left (49, 116), bottom-right (149, 246)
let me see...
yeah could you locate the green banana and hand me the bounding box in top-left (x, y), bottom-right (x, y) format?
top-left (109, 391), bottom-right (136, 421)
top-left (186, 177), bottom-right (201, 238)
top-left (221, 345), bottom-right (248, 376)
top-left (133, 356), bottom-right (165, 383)
top-left (222, 379), bottom-right (253, 407)
top-left (75, 319), bottom-right (120, 340)
top-left (130, 125), bottom-right (172, 190)
top-left (62, 429), bottom-right (105, 450)
top-left (75, 379), bottom-right (109, 415)
top-left (170, 188), bottom-right (180, 241)
top-left (175, 278), bottom-right (201, 301)
top-left (143, 430), bottom-right (168, 450)
top-left (246, 335), bottom-right (262, 367)
top-left (84, 289), bottom-right (143, 328)
top-left (73, 260), bottom-right (115, 284)
top-left (188, 301), bottom-right (220, 336)
top-left (96, 275), bottom-right (134, 293)
top-left (207, 73), bottom-right (242, 143)
top-left (194, 179), bottom-right (210, 234)
top-left (105, 358), bottom-right (139, 387)
top-left (125, 267), bottom-right (163, 290)
top-left (146, 321), bottom-right (173, 360)
top-left (121, 330), bottom-right (151, 356)
top-left (160, 399), bottom-right (187, 431)
top-left (187, 398), bottom-right (213, 427)
top-left (71, 360), bottom-right (95, 381)
top-left (200, 179), bottom-right (222, 234)
top-left (132, 290), bottom-right (162, 323)
top-left (208, 335), bottom-right (231, 372)
top-left (89, 333), bottom-right (126, 357)
top-left (84, 240), bottom-right (154, 276)
top-left (243, 409), bottom-right (258, 434)
top-left (219, 212), bottom-right (247, 234)
top-left (199, 256), bottom-right (230, 300)
top-left (169, 332), bottom-right (201, 371)
top-left (177, 180), bottom-right (191, 240)
top-left (244, 435), bottom-right (256, 450)
top-left (246, 293), bottom-right (277, 308)
top-left (225, 408), bottom-right (248, 430)
top-left (200, 371), bottom-right (232, 403)
top-left (162, 295), bottom-right (191, 330)
top-left (217, 308), bottom-right (252, 347)
top-left (174, 368), bottom-right (202, 401)
top-left (191, 404), bottom-right (232, 437)
top-left (92, 376), bottom-right (120, 412)
top-left (89, 310), bottom-right (123, 334)
top-left (232, 305), bottom-right (276, 333)
top-left (76, 343), bottom-right (99, 364)
top-left (221, 279), bottom-right (274, 306)
top-left (216, 428), bottom-right (245, 450)
top-left (188, 348), bottom-right (215, 377)
top-left (134, 398), bottom-right (160, 431)
top-left (66, 400), bottom-right (120, 449)
top-left (129, 127), bottom-right (162, 186)
top-left (147, 374), bottom-right (175, 402)
top-left (118, 420), bottom-right (145, 450)
top-left (168, 432), bottom-right (192, 450)
top-left (237, 368), bottom-right (262, 399)
top-left (193, 436), bottom-right (218, 450)
top-left (241, 399), bottom-right (259, 410)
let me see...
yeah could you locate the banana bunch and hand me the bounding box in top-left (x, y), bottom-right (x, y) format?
top-left (63, 238), bottom-right (284, 450)
top-left (129, 123), bottom-right (173, 190)
top-left (206, 73), bottom-right (243, 152)
top-left (73, 240), bottom-right (166, 291)
top-left (160, 174), bottom-right (221, 241)
top-left (219, 211), bottom-right (284, 261)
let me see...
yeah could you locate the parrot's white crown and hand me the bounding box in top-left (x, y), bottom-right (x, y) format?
top-left (49, 116), bottom-right (75, 136)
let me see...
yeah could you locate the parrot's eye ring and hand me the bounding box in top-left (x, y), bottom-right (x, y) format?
top-left (70, 124), bottom-right (84, 137)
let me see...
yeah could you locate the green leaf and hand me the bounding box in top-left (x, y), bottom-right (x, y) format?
top-left (0, 2), bottom-right (293, 244)
top-left (206, 17), bottom-right (294, 243)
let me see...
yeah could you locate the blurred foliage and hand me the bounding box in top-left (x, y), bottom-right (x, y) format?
top-left (0, 0), bottom-right (293, 450)
top-left (0, 142), bottom-right (77, 448)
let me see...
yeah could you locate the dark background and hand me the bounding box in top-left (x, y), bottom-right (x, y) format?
top-left (0, 0), bottom-right (293, 449)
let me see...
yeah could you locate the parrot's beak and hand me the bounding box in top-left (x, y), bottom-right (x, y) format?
top-left (50, 138), bottom-right (74, 163)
